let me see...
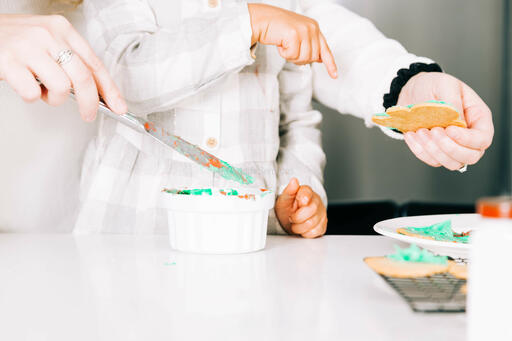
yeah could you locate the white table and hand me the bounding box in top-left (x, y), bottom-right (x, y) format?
top-left (0, 235), bottom-right (465, 341)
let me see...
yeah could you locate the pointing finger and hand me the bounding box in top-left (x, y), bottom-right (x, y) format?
top-left (319, 33), bottom-right (337, 79)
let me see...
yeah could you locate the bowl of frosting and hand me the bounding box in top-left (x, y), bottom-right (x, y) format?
top-left (161, 188), bottom-right (275, 254)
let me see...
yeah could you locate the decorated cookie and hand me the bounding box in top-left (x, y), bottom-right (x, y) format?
top-left (372, 101), bottom-right (467, 133)
top-left (364, 244), bottom-right (452, 278)
top-left (397, 220), bottom-right (471, 244)
top-left (448, 262), bottom-right (468, 280)
top-left (460, 284), bottom-right (468, 295)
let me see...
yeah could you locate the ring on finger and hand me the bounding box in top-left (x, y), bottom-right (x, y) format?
top-left (56, 49), bottom-right (73, 66)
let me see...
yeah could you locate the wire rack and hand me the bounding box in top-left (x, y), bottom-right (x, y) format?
top-left (380, 272), bottom-right (467, 312)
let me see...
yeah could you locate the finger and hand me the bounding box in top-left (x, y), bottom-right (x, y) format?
top-left (319, 33), bottom-right (337, 79)
top-left (296, 185), bottom-right (313, 207)
top-left (430, 127), bottom-right (483, 165)
top-left (27, 53), bottom-right (70, 106)
top-left (278, 37), bottom-right (301, 61)
top-left (63, 28), bottom-right (127, 114)
top-left (445, 125), bottom-right (492, 152)
top-left (416, 129), bottom-right (464, 171)
top-left (290, 196), bottom-right (320, 223)
top-left (59, 55), bottom-right (100, 122)
top-left (293, 37), bottom-right (311, 65)
top-left (291, 211), bottom-right (322, 235)
top-left (310, 36), bottom-right (320, 63)
top-left (3, 62), bottom-right (41, 103)
top-left (444, 82), bottom-right (493, 150)
top-left (301, 215), bottom-right (328, 239)
top-left (404, 132), bottom-right (441, 167)
top-left (275, 178), bottom-right (300, 209)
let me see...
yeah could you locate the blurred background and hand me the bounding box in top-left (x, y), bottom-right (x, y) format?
top-left (318, 0), bottom-right (507, 205)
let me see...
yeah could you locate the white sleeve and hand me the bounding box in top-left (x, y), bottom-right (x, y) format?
top-left (276, 62), bottom-right (327, 207)
top-left (84, 0), bottom-right (254, 115)
top-left (301, 0), bottom-right (435, 139)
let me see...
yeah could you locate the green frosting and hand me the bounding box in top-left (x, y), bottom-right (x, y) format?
top-left (208, 160), bottom-right (254, 185)
top-left (405, 100), bottom-right (450, 109)
top-left (404, 220), bottom-right (470, 244)
top-left (163, 188), bottom-right (272, 198)
top-left (387, 244), bottom-right (448, 264)
top-left (163, 188), bottom-right (213, 196)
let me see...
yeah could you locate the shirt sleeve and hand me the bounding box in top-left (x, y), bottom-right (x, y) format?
top-left (301, 0), bottom-right (435, 139)
top-left (84, 0), bottom-right (255, 115)
top-left (276, 62), bottom-right (327, 210)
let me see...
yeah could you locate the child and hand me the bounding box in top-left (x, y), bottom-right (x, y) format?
top-left (75, 0), bottom-right (332, 237)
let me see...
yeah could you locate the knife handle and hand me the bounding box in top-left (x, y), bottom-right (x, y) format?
top-left (94, 99), bottom-right (147, 134)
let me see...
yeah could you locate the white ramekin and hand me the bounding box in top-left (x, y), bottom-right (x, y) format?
top-left (162, 188), bottom-right (275, 254)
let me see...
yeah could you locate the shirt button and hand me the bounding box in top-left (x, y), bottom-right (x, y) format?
top-left (206, 137), bottom-right (218, 148)
top-left (208, 0), bottom-right (219, 8)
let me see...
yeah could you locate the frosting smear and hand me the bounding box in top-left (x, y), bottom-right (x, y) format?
top-left (403, 219), bottom-right (470, 243)
top-left (387, 244), bottom-right (448, 265)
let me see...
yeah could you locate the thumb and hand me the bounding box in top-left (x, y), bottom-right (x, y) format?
top-left (276, 178), bottom-right (300, 208)
top-left (436, 78), bottom-right (464, 117)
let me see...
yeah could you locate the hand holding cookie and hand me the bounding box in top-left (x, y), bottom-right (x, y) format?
top-left (275, 178), bottom-right (327, 238)
top-left (397, 72), bottom-right (494, 170)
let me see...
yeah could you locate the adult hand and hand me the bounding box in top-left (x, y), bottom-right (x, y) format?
top-left (248, 3), bottom-right (338, 79)
top-left (0, 14), bottom-right (127, 121)
top-left (275, 178), bottom-right (328, 238)
top-left (397, 72), bottom-right (494, 170)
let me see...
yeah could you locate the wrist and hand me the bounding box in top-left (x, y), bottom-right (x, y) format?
top-left (247, 3), bottom-right (265, 46)
top-left (383, 62), bottom-right (443, 109)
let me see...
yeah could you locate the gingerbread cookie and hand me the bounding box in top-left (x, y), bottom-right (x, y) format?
top-left (364, 244), bottom-right (451, 278)
top-left (460, 284), bottom-right (468, 295)
top-left (364, 256), bottom-right (452, 278)
top-left (448, 262), bottom-right (468, 280)
top-left (372, 101), bottom-right (467, 133)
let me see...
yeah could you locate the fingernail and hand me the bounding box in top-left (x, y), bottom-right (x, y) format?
top-left (302, 197), bottom-right (309, 205)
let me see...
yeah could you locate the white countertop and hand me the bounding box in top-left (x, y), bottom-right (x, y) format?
top-left (0, 234), bottom-right (465, 341)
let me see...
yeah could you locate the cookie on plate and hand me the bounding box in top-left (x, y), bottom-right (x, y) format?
top-left (364, 244), bottom-right (451, 278)
top-left (371, 101), bottom-right (466, 133)
top-left (397, 220), bottom-right (470, 244)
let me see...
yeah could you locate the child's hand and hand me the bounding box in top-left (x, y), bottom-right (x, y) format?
top-left (248, 4), bottom-right (337, 79)
top-left (275, 178), bottom-right (327, 238)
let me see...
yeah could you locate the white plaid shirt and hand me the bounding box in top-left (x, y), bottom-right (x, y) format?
top-left (75, 0), bottom-right (432, 234)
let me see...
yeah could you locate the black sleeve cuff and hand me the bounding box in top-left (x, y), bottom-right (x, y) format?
top-left (383, 62), bottom-right (443, 109)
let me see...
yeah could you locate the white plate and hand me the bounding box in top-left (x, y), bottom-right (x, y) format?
top-left (374, 213), bottom-right (480, 260)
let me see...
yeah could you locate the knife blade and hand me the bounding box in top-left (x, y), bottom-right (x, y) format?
top-left (66, 90), bottom-right (254, 185)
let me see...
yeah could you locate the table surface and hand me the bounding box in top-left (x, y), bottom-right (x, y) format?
top-left (0, 234), bottom-right (465, 341)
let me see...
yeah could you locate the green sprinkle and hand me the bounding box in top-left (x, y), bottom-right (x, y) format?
top-left (163, 188), bottom-right (212, 196)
